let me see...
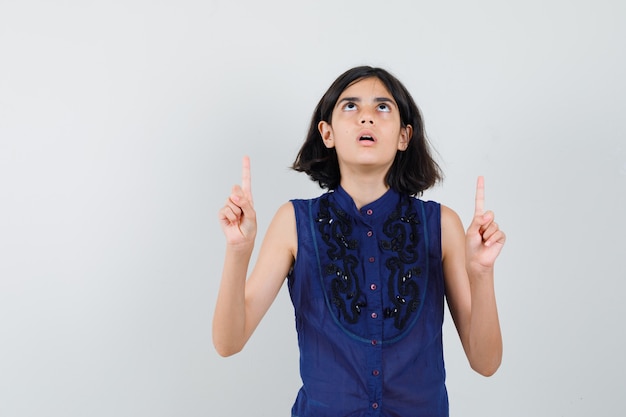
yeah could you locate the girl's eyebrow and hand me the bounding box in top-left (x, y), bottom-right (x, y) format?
top-left (337, 97), bottom-right (395, 104)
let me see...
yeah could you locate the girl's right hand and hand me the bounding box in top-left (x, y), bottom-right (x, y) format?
top-left (218, 156), bottom-right (257, 248)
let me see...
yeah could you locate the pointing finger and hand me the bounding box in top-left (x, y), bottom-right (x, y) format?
top-left (475, 176), bottom-right (485, 216)
top-left (241, 155), bottom-right (253, 205)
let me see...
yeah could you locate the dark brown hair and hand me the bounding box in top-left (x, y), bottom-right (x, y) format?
top-left (292, 66), bottom-right (443, 196)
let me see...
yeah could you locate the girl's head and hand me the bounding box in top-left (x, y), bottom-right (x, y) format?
top-left (292, 66), bottom-right (442, 196)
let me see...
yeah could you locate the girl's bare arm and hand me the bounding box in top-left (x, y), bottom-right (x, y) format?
top-left (212, 157), bottom-right (296, 356)
top-left (442, 177), bottom-right (506, 376)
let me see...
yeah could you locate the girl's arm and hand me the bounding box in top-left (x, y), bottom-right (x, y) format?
top-left (212, 157), bottom-right (296, 357)
top-left (441, 177), bottom-right (506, 376)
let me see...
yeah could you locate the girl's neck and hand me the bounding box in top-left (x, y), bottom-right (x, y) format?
top-left (339, 174), bottom-right (389, 210)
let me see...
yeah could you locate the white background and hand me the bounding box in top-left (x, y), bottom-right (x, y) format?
top-left (1, 1), bottom-right (625, 416)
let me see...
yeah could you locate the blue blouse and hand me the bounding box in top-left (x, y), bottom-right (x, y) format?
top-left (288, 187), bottom-right (447, 417)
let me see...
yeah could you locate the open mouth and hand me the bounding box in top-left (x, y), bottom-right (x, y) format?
top-left (359, 135), bottom-right (375, 142)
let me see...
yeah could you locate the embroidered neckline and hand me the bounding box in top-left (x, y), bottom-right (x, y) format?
top-left (315, 191), bottom-right (426, 335)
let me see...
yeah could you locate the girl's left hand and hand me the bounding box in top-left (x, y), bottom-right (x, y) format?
top-left (465, 176), bottom-right (506, 271)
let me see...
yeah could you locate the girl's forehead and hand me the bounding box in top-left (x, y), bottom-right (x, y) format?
top-left (337, 77), bottom-right (396, 105)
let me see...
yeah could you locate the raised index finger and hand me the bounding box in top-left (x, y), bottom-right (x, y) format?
top-left (474, 176), bottom-right (485, 216)
top-left (241, 155), bottom-right (253, 203)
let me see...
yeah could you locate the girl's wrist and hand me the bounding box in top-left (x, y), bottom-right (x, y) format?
top-left (466, 263), bottom-right (495, 282)
top-left (225, 241), bottom-right (255, 257)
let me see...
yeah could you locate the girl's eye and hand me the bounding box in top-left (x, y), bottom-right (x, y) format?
top-left (377, 103), bottom-right (390, 112)
top-left (342, 102), bottom-right (357, 111)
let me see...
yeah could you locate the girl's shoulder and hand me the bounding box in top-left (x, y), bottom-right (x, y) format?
top-left (289, 189), bottom-right (333, 203)
top-left (439, 203), bottom-right (462, 224)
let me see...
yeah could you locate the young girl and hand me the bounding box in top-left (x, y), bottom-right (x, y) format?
top-left (213, 66), bottom-right (505, 417)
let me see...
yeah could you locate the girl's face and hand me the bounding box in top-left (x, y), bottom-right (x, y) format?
top-left (318, 77), bottom-right (412, 177)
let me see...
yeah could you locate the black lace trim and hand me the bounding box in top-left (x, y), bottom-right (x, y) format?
top-left (380, 195), bottom-right (422, 330)
top-left (316, 197), bottom-right (365, 324)
top-left (316, 194), bottom-right (423, 331)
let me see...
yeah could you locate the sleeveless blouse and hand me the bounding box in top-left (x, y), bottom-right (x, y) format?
top-left (288, 186), bottom-right (448, 417)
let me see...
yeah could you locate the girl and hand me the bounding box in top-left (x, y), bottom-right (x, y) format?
top-left (213, 66), bottom-right (505, 416)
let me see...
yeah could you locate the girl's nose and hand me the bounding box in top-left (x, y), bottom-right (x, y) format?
top-left (360, 113), bottom-right (374, 124)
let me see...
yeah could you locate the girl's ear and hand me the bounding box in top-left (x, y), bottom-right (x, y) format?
top-left (398, 124), bottom-right (413, 151)
top-left (318, 121), bottom-right (335, 148)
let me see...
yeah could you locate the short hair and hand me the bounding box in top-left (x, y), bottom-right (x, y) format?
top-left (291, 66), bottom-right (443, 196)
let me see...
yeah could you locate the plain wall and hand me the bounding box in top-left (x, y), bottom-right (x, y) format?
top-left (1, 0), bottom-right (625, 415)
